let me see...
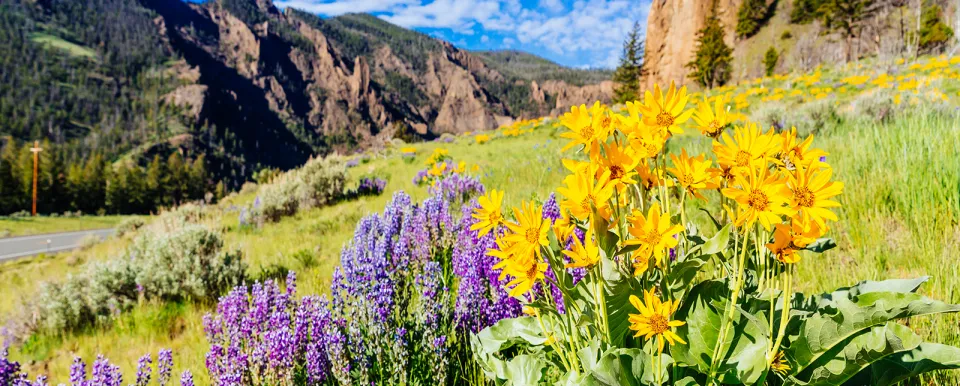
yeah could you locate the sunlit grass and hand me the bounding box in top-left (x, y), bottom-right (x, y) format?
top-left (0, 215), bottom-right (135, 237)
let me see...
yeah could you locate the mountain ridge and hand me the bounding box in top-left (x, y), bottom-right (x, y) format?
top-left (0, 0), bottom-right (614, 186)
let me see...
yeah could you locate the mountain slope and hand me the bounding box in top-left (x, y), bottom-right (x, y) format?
top-left (0, 0), bottom-right (614, 186)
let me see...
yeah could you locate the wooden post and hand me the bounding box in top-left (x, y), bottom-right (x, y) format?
top-left (29, 141), bottom-right (42, 217)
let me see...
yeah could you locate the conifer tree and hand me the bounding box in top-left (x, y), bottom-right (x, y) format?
top-left (737, 0), bottom-right (769, 38)
top-left (0, 140), bottom-right (23, 214)
top-left (919, 4), bottom-right (954, 53)
top-left (613, 21), bottom-right (645, 104)
top-left (189, 154), bottom-right (208, 200)
top-left (146, 155), bottom-right (165, 209)
top-left (688, 15), bottom-right (734, 88)
top-left (166, 152), bottom-right (187, 206)
top-left (764, 46), bottom-right (780, 76)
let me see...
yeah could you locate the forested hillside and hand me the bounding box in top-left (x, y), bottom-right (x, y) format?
top-left (0, 0), bottom-right (613, 215)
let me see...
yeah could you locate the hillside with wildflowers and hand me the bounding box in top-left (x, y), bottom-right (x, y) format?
top-left (1, 54), bottom-right (959, 385)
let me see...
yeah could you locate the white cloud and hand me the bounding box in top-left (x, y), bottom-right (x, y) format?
top-left (273, 0), bottom-right (652, 68)
top-left (538, 0), bottom-right (565, 13)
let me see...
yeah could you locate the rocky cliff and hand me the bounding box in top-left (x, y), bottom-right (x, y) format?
top-left (147, 0), bottom-right (612, 160)
top-left (642, 0), bottom-right (742, 89)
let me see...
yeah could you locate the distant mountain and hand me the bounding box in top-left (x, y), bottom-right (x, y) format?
top-left (473, 50), bottom-right (614, 86)
top-left (0, 0), bottom-right (613, 186)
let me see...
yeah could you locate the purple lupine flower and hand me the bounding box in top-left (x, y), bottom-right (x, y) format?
top-left (453, 201), bottom-right (521, 332)
top-left (69, 356), bottom-right (86, 386)
top-left (427, 173), bottom-right (485, 204)
top-left (819, 155), bottom-right (827, 162)
top-left (135, 354), bottom-right (152, 386)
top-left (178, 371), bottom-right (194, 386)
top-left (356, 177), bottom-right (387, 196)
top-left (542, 193), bottom-right (561, 222)
top-left (0, 347), bottom-right (22, 386)
top-left (157, 349), bottom-right (173, 386)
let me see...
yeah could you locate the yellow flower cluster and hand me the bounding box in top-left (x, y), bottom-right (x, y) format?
top-left (471, 81), bottom-right (846, 354)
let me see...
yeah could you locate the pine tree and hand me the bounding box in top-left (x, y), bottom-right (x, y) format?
top-left (688, 16), bottom-right (734, 88)
top-left (791, 0), bottom-right (823, 23)
top-left (65, 162), bottom-right (85, 212)
top-left (919, 4), bottom-right (954, 53)
top-left (146, 155), bottom-right (165, 210)
top-left (613, 21), bottom-right (645, 104)
top-left (0, 140), bottom-right (23, 214)
top-left (737, 0), bottom-right (769, 38)
top-left (189, 154), bottom-right (208, 200)
top-left (81, 154), bottom-right (109, 214)
top-left (166, 152), bottom-right (187, 206)
top-left (764, 46), bottom-right (780, 76)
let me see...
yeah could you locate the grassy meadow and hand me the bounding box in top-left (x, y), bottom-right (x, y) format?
top-left (3, 55), bottom-right (960, 384)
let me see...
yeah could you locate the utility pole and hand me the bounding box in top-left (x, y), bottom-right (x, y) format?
top-left (30, 141), bottom-right (42, 217)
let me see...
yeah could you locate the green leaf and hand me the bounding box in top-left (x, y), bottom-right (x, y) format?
top-left (505, 354), bottom-right (547, 386)
top-left (675, 376), bottom-right (704, 386)
top-left (671, 280), bottom-right (771, 385)
top-left (785, 322), bottom-right (923, 386)
top-left (585, 347), bottom-right (672, 386)
top-left (604, 277), bottom-right (644, 347)
top-left (845, 342), bottom-right (960, 386)
top-left (802, 238), bottom-right (836, 253)
top-left (786, 291), bottom-right (960, 374)
top-left (699, 223), bottom-right (731, 256)
top-left (792, 277), bottom-right (931, 313)
top-left (473, 316), bottom-right (548, 356)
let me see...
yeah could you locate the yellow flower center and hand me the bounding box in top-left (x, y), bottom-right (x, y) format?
top-left (648, 314), bottom-right (669, 335)
top-left (794, 186), bottom-right (815, 208)
top-left (525, 228), bottom-right (540, 244)
top-left (735, 150), bottom-right (752, 167)
top-left (580, 194), bottom-right (595, 211)
top-left (525, 262), bottom-right (539, 280)
top-left (645, 229), bottom-right (663, 246)
top-left (747, 189), bottom-right (770, 211)
top-left (679, 173), bottom-right (694, 187)
top-left (791, 147), bottom-right (804, 161)
top-left (600, 115), bottom-right (612, 128)
top-left (609, 165), bottom-right (625, 180)
top-left (656, 111), bottom-right (675, 127)
top-left (489, 210), bottom-right (502, 224)
top-left (580, 125), bottom-right (594, 140)
top-left (708, 120), bottom-right (723, 133)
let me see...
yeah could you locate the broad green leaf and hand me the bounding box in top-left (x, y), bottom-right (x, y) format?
top-left (844, 342), bottom-right (960, 386)
top-left (786, 291), bottom-right (960, 373)
top-left (672, 280), bottom-right (771, 385)
top-left (586, 348), bottom-right (672, 386)
top-left (505, 354), bottom-right (547, 386)
top-left (675, 376), bottom-right (703, 386)
top-left (802, 238), bottom-right (836, 253)
top-left (473, 316), bottom-right (547, 356)
top-left (792, 277), bottom-right (931, 315)
top-left (604, 277), bottom-right (644, 347)
top-left (785, 322), bottom-right (923, 386)
top-left (699, 223), bottom-right (731, 256)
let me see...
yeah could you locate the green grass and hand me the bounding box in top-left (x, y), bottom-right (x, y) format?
top-left (0, 215), bottom-right (137, 238)
top-left (29, 32), bottom-right (97, 58)
top-left (4, 57), bottom-right (960, 384)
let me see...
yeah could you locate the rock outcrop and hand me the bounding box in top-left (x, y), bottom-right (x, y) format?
top-left (142, 0), bottom-right (613, 166)
top-left (642, 0), bottom-right (741, 89)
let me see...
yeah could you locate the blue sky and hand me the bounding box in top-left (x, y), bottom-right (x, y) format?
top-left (273, 0), bottom-right (652, 69)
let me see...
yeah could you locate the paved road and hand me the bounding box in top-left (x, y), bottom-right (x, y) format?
top-left (0, 229), bottom-right (114, 262)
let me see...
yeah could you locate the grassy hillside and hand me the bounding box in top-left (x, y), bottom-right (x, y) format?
top-left (2, 54), bottom-right (959, 384)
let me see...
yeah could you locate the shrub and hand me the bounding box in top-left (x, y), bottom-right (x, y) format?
top-left (251, 157), bottom-right (347, 223)
top-left (781, 30), bottom-right (793, 39)
top-left (353, 177), bottom-right (386, 197)
top-left (115, 217), bottom-right (145, 237)
top-left (78, 233), bottom-right (102, 251)
top-left (736, 0), bottom-right (769, 38)
top-left (764, 46), bottom-right (779, 76)
top-left (844, 89), bottom-right (896, 122)
top-left (21, 225), bottom-right (245, 334)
